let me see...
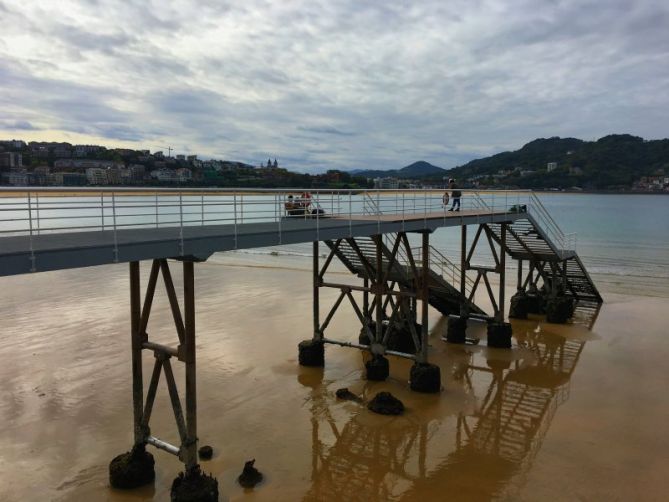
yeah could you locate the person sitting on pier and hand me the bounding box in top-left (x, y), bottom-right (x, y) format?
top-left (285, 195), bottom-right (305, 216)
top-left (448, 179), bottom-right (461, 212)
top-left (298, 192), bottom-right (312, 211)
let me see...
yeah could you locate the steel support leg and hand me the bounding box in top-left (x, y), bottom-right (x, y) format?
top-left (183, 261), bottom-right (197, 471)
top-left (419, 232), bottom-right (429, 364)
top-left (298, 242), bottom-right (325, 366)
top-left (375, 235), bottom-right (383, 344)
top-left (497, 223), bottom-right (507, 322)
top-left (410, 231), bottom-right (441, 392)
top-left (130, 261), bottom-right (145, 446)
top-left (313, 241), bottom-right (321, 341)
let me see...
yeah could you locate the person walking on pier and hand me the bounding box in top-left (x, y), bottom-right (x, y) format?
top-left (448, 179), bottom-right (461, 211)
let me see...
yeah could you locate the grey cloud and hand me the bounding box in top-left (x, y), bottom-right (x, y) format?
top-left (49, 23), bottom-right (135, 54)
top-left (297, 126), bottom-right (357, 136)
top-left (0, 120), bottom-right (39, 130)
top-left (1, 0), bottom-right (668, 171)
top-left (150, 87), bottom-right (232, 116)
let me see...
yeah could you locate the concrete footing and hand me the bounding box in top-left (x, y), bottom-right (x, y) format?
top-left (487, 321), bottom-right (513, 349)
top-left (387, 321), bottom-right (420, 353)
top-left (445, 316), bottom-right (467, 344)
top-left (298, 339), bottom-right (324, 367)
top-left (365, 355), bottom-right (389, 381)
top-left (109, 444), bottom-right (155, 489)
top-left (171, 466), bottom-right (218, 502)
top-left (509, 291), bottom-right (531, 319)
top-left (546, 296), bottom-right (576, 323)
top-left (409, 362), bottom-right (441, 393)
top-left (525, 293), bottom-right (546, 314)
top-left (359, 322), bottom-right (385, 345)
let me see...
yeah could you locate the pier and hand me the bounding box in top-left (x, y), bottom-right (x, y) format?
top-left (0, 187), bottom-right (602, 499)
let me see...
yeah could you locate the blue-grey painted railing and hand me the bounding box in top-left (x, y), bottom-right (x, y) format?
top-left (0, 187), bottom-right (575, 261)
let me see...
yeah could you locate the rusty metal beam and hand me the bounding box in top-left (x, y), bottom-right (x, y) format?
top-left (159, 259), bottom-right (185, 344)
top-left (162, 358), bottom-right (188, 444)
top-left (141, 357), bottom-right (163, 429)
top-left (465, 225), bottom-right (484, 265)
top-left (319, 290), bottom-right (346, 334)
top-left (346, 238), bottom-right (376, 280)
top-left (482, 272), bottom-right (499, 315)
top-left (139, 259), bottom-right (160, 336)
top-left (319, 239), bottom-right (339, 280)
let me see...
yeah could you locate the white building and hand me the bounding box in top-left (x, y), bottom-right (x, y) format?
top-left (547, 162), bottom-right (558, 172)
top-left (0, 152), bottom-right (22, 168)
top-left (86, 167), bottom-right (109, 185)
top-left (373, 177), bottom-right (399, 189)
top-left (175, 168), bottom-right (192, 182)
top-left (150, 168), bottom-right (177, 182)
top-left (8, 169), bottom-right (29, 186)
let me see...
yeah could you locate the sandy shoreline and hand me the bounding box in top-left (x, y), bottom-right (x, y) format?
top-left (0, 256), bottom-right (667, 501)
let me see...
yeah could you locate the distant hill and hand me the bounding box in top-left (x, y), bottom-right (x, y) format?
top-left (353, 160), bottom-right (446, 179)
top-left (443, 135), bottom-right (669, 189)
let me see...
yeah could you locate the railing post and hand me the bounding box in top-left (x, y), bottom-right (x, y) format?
top-left (27, 192), bottom-right (36, 272)
top-left (179, 192), bottom-right (184, 257)
top-left (278, 193), bottom-right (282, 245)
top-left (316, 192), bottom-right (320, 241)
top-left (348, 192), bottom-right (352, 237)
top-left (376, 189), bottom-right (381, 235)
top-left (155, 193), bottom-right (159, 228)
top-left (423, 189), bottom-right (427, 229)
top-left (35, 193), bottom-right (40, 235)
top-left (112, 191), bottom-right (119, 263)
top-left (101, 192), bottom-right (105, 231)
top-left (233, 193), bottom-right (238, 248)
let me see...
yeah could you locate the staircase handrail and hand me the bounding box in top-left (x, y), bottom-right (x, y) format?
top-left (363, 191), bottom-right (383, 216)
top-left (470, 191), bottom-right (492, 211)
top-left (410, 245), bottom-right (476, 297)
top-left (527, 192), bottom-right (578, 257)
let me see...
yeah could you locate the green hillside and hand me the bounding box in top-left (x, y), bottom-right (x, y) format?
top-left (444, 135), bottom-right (669, 189)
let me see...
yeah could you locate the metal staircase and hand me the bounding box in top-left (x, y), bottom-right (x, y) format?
top-left (486, 215), bottom-right (602, 312)
top-left (325, 236), bottom-right (487, 317)
top-left (481, 193), bottom-right (602, 312)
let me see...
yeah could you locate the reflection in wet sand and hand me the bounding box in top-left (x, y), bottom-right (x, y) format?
top-left (302, 323), bottom-right (590, 502)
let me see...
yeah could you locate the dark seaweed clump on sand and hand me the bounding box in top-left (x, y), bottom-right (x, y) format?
top-left (367, 392), bottom-right (404, 415)
top-left (238, 459), bottom-right (263, 488)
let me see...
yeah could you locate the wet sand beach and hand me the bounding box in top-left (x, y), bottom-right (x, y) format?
top-left (1, 255), bottom-right (668, 501)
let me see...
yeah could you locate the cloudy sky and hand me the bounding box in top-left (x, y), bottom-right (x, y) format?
top-left (1, 0), bottom-right (668, 172)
